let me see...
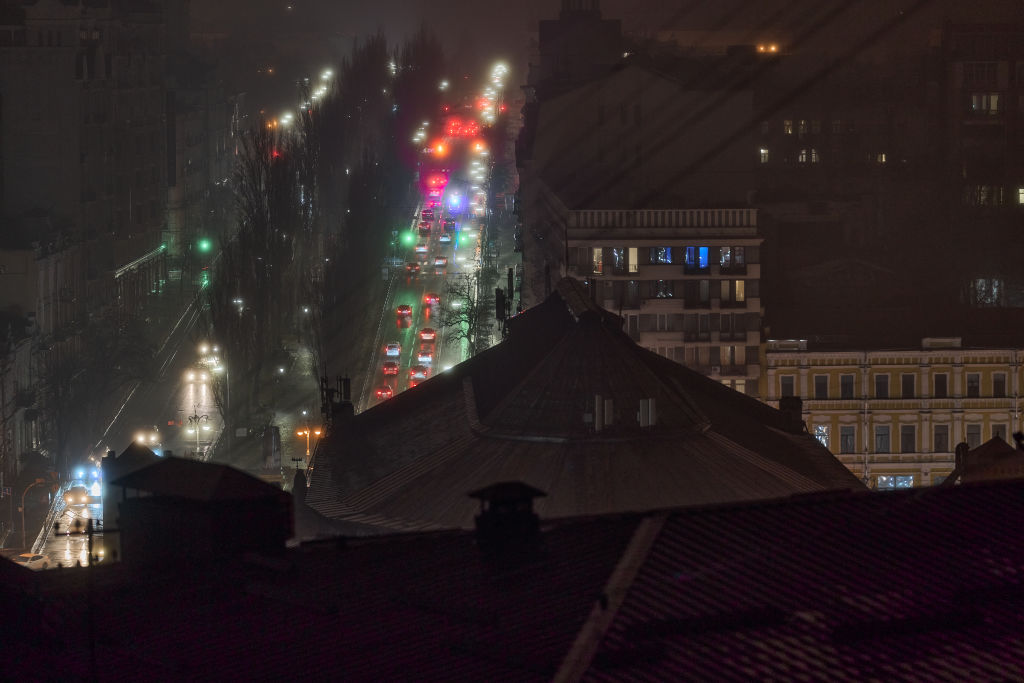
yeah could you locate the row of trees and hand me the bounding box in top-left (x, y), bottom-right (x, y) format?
top-left (201, 28), bottom-right (449, 434)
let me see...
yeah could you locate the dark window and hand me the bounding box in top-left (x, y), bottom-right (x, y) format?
top-left (780, 376), bottom-right (795, 398)
top-left (933, 424), bottom-right (949, 452)
top-left (901, 374), bottom-right (915, 399)
top-left (934, 373), bottom-right (948, 398)
top-left (814, 375), bottom-right (828, 399)
top-left (840, 374), bottom-right (855, 399)
top-left (967, 373), bottom-right (980, 398)
top-left (875, 374), bottom-right (889, 399)
top-left (993, 373), bottom-right (1006, 398)
top-left (650, 247), bottom-right (672, 264)
top-left (874, 426), bottom-right (890, 453)
top-left (900, 425), bottom-right (916, 453)
top-left (993, 424), bottom-right (1007, 442)
top-left (966, 424), bottom-right (981, 449)
top-left (840, 426), bottom-right (855, 454)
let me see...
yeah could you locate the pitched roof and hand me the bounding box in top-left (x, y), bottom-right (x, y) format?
top-left (103, 442), bottom-right (162, 482)
top-left (307, 278), bottom-right (861, 533)
top-left (110, 457), bottom-right (291, 502)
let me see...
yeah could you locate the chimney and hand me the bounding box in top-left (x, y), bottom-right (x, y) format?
top-left (778, 396), bottom-right (805, 434)
top-left (468, 482), bottom-right (546, 560)
top-left (954, 441), bottom-right (970, 472)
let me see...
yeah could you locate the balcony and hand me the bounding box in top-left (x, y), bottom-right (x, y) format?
top-left (640, 298), bottom-right (684, 312)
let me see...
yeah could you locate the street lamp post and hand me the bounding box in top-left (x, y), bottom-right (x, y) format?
top-left (19, 478), bottom-right (45, 548)
top-left (186, 405), bottom-right (210, 459)
top-left (296, 425), bottom-right (321, 465)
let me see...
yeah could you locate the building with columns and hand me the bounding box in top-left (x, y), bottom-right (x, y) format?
top-left (764, 337), bottom-right (1023, 488)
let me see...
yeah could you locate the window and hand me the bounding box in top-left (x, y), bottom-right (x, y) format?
top-left (814, 375), bottom-right (828, 399)
top-left (874, 426), bottom-right (890, 453)
top-left (798, 148), bottom-right (808, 163)
top-left (734, 247), bottom-right (745, 266)
top-left (797, 119), bottom-right (807, 135)
top-left (650, 247), bottom-right (672, 264)
top-left (933, 424), bottom-right (949, 453)
top-left (934, 373), bottom-right (948, 398)
top-left (875, 374), bottom-right (889, 399)
top-left (840, 426), bottom-right (855, 454)
top-left (783, 119), bottom-right (793, 134)
top-left (1019, 187), bottom-right (1024, 205)
top-left (814, 424), bottom-right (830, 448)
top-left (966, 424), bottom-right (981, 449)
top-left (876, 152), bottom-right (887, 164)
top-left (993, 424), bottom-right (1008, 442)
top-left (876, 475), bottom-right (914, 490)
top-left (759, 148), bottom-right (769, 163)
top-left (684, 246), bottom-right (708, 270)
top-left (963, 185), bottom-right (1005, 206)
top-left (966, 373), bottom-right (980, 398)
top-left (720, 280), bottom-right (730, 302)
top-left (780, 375), bottom-right (795, 397)
top-left (831, 119), bottom-right (842, 134)
top-left (734, 280), bottom-right (745, 302)
top-left (901, 374), bottom-right (915, 399)
top-left (592, 248), bottom-right (603, 274)
top-left (811, 119), bottom-right (821, 134)
top-left (964, 61), bottom-right (997, 86)
top-left (698, 279), bottom-right (709, 303)
top-left (628, 247), bottom-right (638, 273)
top-left (811, 148), bottom-right (820, 163)
top-left (900, 425), bottom-right (916, 453)
top-left (611, 248), bottom-right (626, 274)
top-left (720, 247), bottom-right (732, 268)
top-left (969, 92), bottom-right (999, 115)
top-left (840, 374), bottom-right (855, 399)
top-left (993, 372), bottom-right (1006, 398)
top-left (654, 280), bottom-right (673, 298)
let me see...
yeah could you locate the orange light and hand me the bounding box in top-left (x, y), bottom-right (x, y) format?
top-left (769, 44), bottom-right (778, 52)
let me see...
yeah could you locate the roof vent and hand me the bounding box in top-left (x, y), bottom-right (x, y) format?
top-left (468, 482), bottom-right (546, 557)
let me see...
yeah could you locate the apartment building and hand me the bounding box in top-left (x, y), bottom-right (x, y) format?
top-left (764, 337), bottom-right (1022, 488)
top-left (565, 206), bottom-right (763, 396)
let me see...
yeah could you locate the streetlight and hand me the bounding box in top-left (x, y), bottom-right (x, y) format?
top-left (296, 426), bottom-right (321, 461)
top-left (186, 405), bottom-right (210, 458)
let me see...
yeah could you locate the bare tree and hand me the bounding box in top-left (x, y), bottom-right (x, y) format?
top-left (439, 271), bottom-right (498, 358)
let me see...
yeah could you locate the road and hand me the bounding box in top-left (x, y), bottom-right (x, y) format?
top-left (360, 195), bottom-right (482, 411)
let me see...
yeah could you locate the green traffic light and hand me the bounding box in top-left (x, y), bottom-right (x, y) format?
top-left (401, 232), bottom-right (415, 245)
top-left (197, 238), bottom-right (212, 253)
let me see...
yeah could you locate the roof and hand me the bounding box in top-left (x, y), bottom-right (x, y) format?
top-left (110, 457), bottom-right (291, 503)
top-left (578, 481), bottom-right (1024, 680)
top-left (103, 442), bottom-right (162, 482)
top-left (306, 278), bottom-right (861, 533)
top-left (6, 479), bottom-right (1024, 680)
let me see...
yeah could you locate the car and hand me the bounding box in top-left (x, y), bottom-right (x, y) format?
top-left (423, 292), bottom-right (440, 306)
top-left (433, 256), bottom-right (448, 268)
top-left (375, 386), bottom-right (394, 400)
top-left (443, 217), bottom-right (456, 230)
top-left (396, 304), bottom-right (412, 317)
top-left (64, 485), bottom-right (89, 506)
top-left (408, 379), bottom-right (422, 389)
top-left (418, 220), bottom-right (432, 232)
top-left (428, 189), bottom-right (441, 198)
top-left (417, 347), bottom-right (433, 364)
top-left (421, 208), bottom-right (434, 221)
top-left (415, 243), bottom-right (428, 254)
top-left (410, 365), bottom-right (429, 380)
top-left (405, 262), bottom-right (420, 274)
top-left (385, 342), bottom-right (401, 357)
top-left (419, 327), bottom-right (436, 342)
top-left (185, 366), bottom-right (210, 383)
top-left (439, 232), bottom-right (452, 243)
top-left (11, 553), bottom-right (50, 570)
top-left (382, 361), bottom-right (399, 376)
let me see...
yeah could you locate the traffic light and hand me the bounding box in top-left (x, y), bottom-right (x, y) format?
top-left (197, 238), bottom-right (212, 253)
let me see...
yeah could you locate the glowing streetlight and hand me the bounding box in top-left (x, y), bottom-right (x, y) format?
top-left (296, 426), bottom-right (322, 459)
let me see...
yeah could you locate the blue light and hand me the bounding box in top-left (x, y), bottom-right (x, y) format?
top-left (76, 469), bottom-right (85, 479)
top-left (450, 195), bottom-right (460, 208)
top-left (91, 469), bottom-right (101, 479)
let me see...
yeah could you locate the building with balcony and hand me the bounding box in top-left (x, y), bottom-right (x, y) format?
top-left (565, 206), bottom-right (763, 396)
top-left (764, 336), bottom-right (1024, 488)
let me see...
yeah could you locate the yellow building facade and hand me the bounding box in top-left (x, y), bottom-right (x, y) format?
top-left (763, 337), bottom-right (1023, 488)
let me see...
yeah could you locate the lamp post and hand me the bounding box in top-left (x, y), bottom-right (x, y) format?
top-left (19, 478), bottom-right (45, 548)
top-left (296, 425), bottom-right (321, 465)
top-left (186, 405), bottom-right (210, 459)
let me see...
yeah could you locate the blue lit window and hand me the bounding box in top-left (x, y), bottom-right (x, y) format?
top-left (684, 247), bottom-right (709, 270)
top-left (876, 475), bottom-right (914, 490)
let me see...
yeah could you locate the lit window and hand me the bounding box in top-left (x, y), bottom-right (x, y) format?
top-left (734, 280), bottom-right (745, 302)
top-left (783, 119), bottom-right (793, 135)
top-left (591, 248), bottom-right (603, 274)
top-left (798, 149), bottom-right (807, 163)
top-left (797, 119), bottom-right (807, 135)
top-left (720, 246), bottom-right (732, 267)
top-left (628, 247), bottom-right (638, 273)
top-left (877, 152), bottom-right (887, 164)
top-left (1018, 188), bottom-right (1024, 204)
top-left (814, 424), bottom-right (830, 448)
top-left (759, 148), bottom-right (769, 163)
top-left (611, 248), bottom-right (625, 273)
top-left (969, 92), bottom-right (999, 115)
top-left (876, 475), bottom-right (914, 490)
top-left (684, 246), bottom-right (708, 270)
top-left (650, 247), bottom-right (672, 264)
top-left (811, 148), bottom-right (820, 163)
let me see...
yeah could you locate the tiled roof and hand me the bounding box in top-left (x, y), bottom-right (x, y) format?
top-left (307, 278), bottom-right (861, 532)
top-left (110, 457), bottom-right (291, 502)
top-left (581, 482), bottom-right (1024, 680)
